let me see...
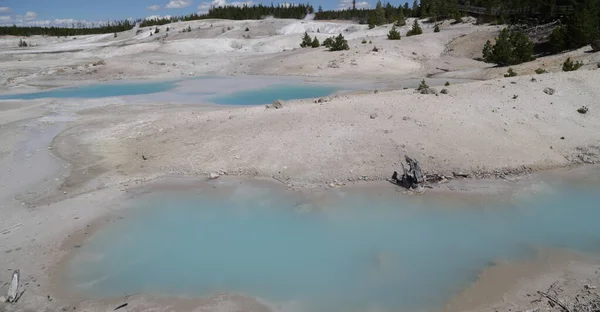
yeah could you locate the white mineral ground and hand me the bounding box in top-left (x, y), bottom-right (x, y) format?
top-left (1, 17), bottom-right (600, 312)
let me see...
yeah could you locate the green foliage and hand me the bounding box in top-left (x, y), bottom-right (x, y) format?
top-left (406, 19), bottom-right (423, 36)
top-left (483, 28), bottom-right (534, 66)
top-left (417, 79), bottom-right (429, 90)
top-left (368, 16), bottom-right (376, 29)
top-left (362, 39), bottom-right (367, 44)
top-left (18, 39), bottom-right (28, 47)
top-left (549, 26), bottom-right (568, 53)
top-left (373, 45), bottom-right (379, 52)
top-left (504, 68), bottom-right (517, 77)
top-left (388, 26), bottom-right (401, 40)
top-left (535, 68), bottom-right (548, 74)
top-left (114, 33), bottom-right (118, 38)
top-left (434, 24), bottom-right (440, 32)
top-left (562, 57), bottom-right (583, 71)
top-left (300, 32), bottom-right (313, 48)
top-left (324, 34), bottom-right (350, 51)
top-left (482, 40), bottom-right (493, 60)
top-left (373, 0), bottom-right (387, 26)
top-left (187, 26), bottom-right (192, 32)
top-left (445, 81), bottom-right (450, 86)
top-left (245, 27), bottom-right (249, 31)
top-left (154, 28), bottom-right (160, 34)
top-left (396, 9), bottom-right (406, 26)
top-left (311, 37), bottom-right (320, 48)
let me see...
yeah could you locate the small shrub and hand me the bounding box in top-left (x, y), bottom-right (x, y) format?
top-left (311, 37), bottom-right (320, 48)
top-left (187, 26), bottom-right (192, 32)
top-left (18, 39), bottom-right (28, 47)
top-left (372, 45), bottom-right (379, 52)
top-left (417, 79), bottom-right (429, 91)
top-left (300, 32), bottom-right (313, 48)
top-left (323, 34), bottom-right (349, 51)
top-left (154, 28), bottom-right (160, 34)
top-left (444, 81), bottom-right (450, 86)
top-left (483, 29), bottom-right (534, 66)
top-left (535, 68), bottom-right (547, 74)
top-left (562, 57), bottom-right (583, 72)
top-left (361, 39), bottom-right (367, 44)
top-left (504, 68), bottom-right (517, 77)
top-left (577, 106), bottom-right (588, 114)
top-left (387, 26), bottom-right (401, 40)
top-left (434, 24), bottom-right (440, 33)
top-left (597, 63), bottom-right (600, 68)
top-left (317, 28), bottom-right (320, 33)
top-left (368, 23), bottom-right (375, 29)
top-left (549, 26), bottom-right (567, 54)
top-left (166, 27), bottom-right (170, 32)
top-left (406, 19), bottom-right (423, 37)
top-left (396, 11), bottom-right (406, 26)
top-left (369, 40), bottom-right (372, 44)
top-left (114, 33), bottom-right (118, 38)
top-left (245, 27), bottom-right (250, 31)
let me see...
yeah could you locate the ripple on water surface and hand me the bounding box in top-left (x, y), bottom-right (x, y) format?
top-left (67, 179), bottom-right (600, 312)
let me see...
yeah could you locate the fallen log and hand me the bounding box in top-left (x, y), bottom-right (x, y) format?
top-left (392, 155), bottom-right (425, 190)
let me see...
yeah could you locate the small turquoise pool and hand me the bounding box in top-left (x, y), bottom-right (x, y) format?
top-left (209, 85), bottom-right (340, 105)
top-left (0, 79), bottom-right (342, 105)
top-left (0, 81), bottom-right (178, 100)
top-left (67, 178), bottom-right (600, 312)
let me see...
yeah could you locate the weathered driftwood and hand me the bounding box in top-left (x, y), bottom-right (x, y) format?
top-left (6, 270), bottom-right (19, 303)
top-left (392, 156), bottom-right (425, 190)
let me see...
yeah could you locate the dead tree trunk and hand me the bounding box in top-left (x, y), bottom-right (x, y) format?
top-left (7, 270), bottom-right (19, 303)
top-left (392, 155), bottom-right (425, 190)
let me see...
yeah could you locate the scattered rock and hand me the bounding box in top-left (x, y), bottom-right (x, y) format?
top-left (0, 296), bottom-right (6, 303)
top-left (374, 89), bottom-right (379, 94)
top-left (560, 136), bottom-right (565, 140)
top-left (543, 87), bottom-right (555, 95)
top-left (370, 113), bottom-right (378, 119)
top-left (209, 172), bottom-right (220, 179)
top-left (272, 99), bottom-right (284, 109)
top-left (578, 106), bottom-right (589, 114)
top-left (584, 284), bottom-right (597, 290)
top-left (440, 88), bottom-right (449, 94)
top-left (510, 81), bottom-right (517, 84)
top-left (453, 172), bottom-right (470, 178)
top-left (141, 155), bottom-right (147, 160)
top-left (512, 94), bottom-right (519, 99)
top-left (530, 77), bottom-right (537, 82)
top-left (420, 88), bottom-right (437, 95)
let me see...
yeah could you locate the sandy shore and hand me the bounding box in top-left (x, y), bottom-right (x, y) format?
top-left (1, 16), bottom-right (600, 312)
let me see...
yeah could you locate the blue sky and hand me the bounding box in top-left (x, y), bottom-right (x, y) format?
top-left (0, 0), bottom-right (410, 26)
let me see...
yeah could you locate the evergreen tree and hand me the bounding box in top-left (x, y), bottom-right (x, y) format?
top-left (412, 0), bottom-right (420, 17)
top-left (406, 19), bottom-right (423, 36)
top-left (396, 9), bottom-right (406, 26)
top-left (388, 25), bottom-right (401, 39)
top-left (483, 28), bottom-right (534, 66)
top-left (373, 0), bottom-right (387, 25)
top-left (324, 34), bottom-right (349, 51)
top-left (311, 36), bottom-right (320, 48)
top-left (482, 40), bottom-right (493, 60)
top-left (300, 31), bottom-right (312, 48)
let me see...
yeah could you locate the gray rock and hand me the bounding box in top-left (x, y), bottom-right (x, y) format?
top-left (370, 113), bottom-right (378, 119)
top-left (440, 88), bottom-right (449, 94)
top-left (209, 172), bottom-right (220, 179)
top-left (543, 87), bottom-right (555, 95)
top-left (420, 88), bottom-right (437, 95)
top-left (272, 99), bottom-right (284, 109)
top-left (592, 39), bottom-right (600, 52)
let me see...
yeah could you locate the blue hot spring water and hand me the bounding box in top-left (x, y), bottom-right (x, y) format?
top-left (67, 181), bottom-right (600, 312)
top-left (0, 81), bottom-right (178, 100)
top-left (209, 85), bottom-right (340, 105)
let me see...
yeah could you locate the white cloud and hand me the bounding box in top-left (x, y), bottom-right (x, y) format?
top-left (165, 0), bottom-right (192, 8)
top-left (0, 7), bottom-right (11, 13)
top-left (147, 4), bottom-right (161, 10)
top-left (0, 15), bottom-right (12, 23)
top-left (145, 15), bottom-right (172, 20)
top-left (337, 0), bottom-right (370, 10)
top-left (24, 11), bottom-right (37, 20)
top-left (197, 0), bottom-right (252, 12)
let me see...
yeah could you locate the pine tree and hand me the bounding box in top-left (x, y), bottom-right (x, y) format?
top-left (388, 25), bottom-right (401, 39)
top-left (300, 31), bottom-right (312, 48)
top-left (324, 34), bottom-right (349, 51)
top-left (482, 40), bottom-right (493, 61)
top-left (311, 36), bottom-right (320, 48)
top-left (396, 9), bottom-right (406, 26)
top-left (374, 0), bottom-right (386, 25)
top-left (434, 24), bottom-right (440, 32)
top-left (412, 0), bottom-right (419, 17)
top-left (406, 19), bottom-right (423, 36)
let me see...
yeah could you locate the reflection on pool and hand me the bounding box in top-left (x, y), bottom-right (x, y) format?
top-left (67, 178), bottom-right (600, 312)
